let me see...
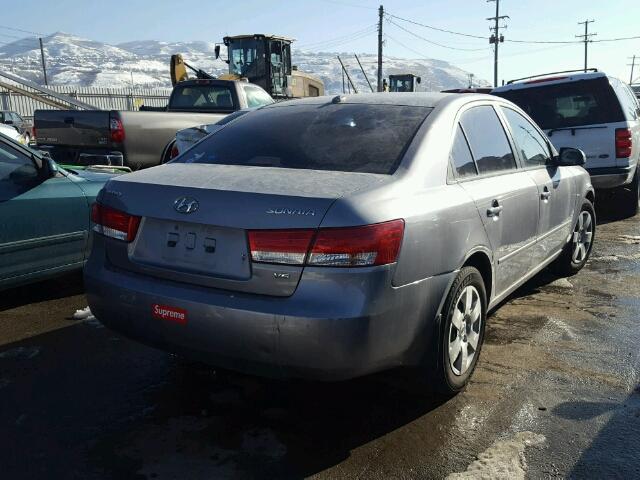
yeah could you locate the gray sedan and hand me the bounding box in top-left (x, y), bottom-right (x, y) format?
top-left (85, 93), bottom-right (595, 394)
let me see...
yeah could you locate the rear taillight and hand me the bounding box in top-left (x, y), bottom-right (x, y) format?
top-left (170, 143), bottom-right (180, 159)
top-left (91, 203), bottom-right (140, 242)
top-left (247, 219), bottom-right (405, 267)
top-left (616, 128), bottom-right (632, 158)
top-left (110, 116), bottom-right (125, 143)
top-left (248, 229), bottom-right (315, 265)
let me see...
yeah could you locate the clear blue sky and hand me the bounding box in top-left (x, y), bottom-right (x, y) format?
top-left (3, 0), bottom-right (640, 84)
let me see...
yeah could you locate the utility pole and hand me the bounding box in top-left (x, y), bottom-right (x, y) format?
top-left (628, 55), bottom-right (637, 85)
top-left (38, 37), bottom-right (48, 86)
top-left (377, 5), bottom-right (384, 92)
top-left (354, 54), bottom-right (374, 92)
top-left (576, 20), bottom-right (596, 72)
top-left (487, 0), bottom-right (508, 88)
top-left (337, 56), bottom-right (358, 94)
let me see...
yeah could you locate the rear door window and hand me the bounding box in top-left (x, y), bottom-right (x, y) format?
top-left (460, 105), bottom-right (516, 175)
top-left (501, 107), bottom-right (552, 167)
top-left (450, 124), bottom-right (477, 178)
top-left (494, 77), bottom-right (625, 130)
top-left (177, 103), bottom-right (431, 174)
top-left (243, 86), bottom-right (274, 108)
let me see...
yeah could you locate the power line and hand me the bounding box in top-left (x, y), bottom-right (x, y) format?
top-left (0, 24), bottom-right (44, 36)
top-left (385, 12), bottom-right (487, 40)
top-left (386, 18), bottom-right (489, 52)
top-left (296, 25), bottom-right (377, 49)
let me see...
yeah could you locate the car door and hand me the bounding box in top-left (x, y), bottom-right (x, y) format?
top-left (0, 140), bottom-right (90, 283)
top-left (499, 106), bottom-right (576, 266)
top-left (454, 104), bottom-right (539, 297)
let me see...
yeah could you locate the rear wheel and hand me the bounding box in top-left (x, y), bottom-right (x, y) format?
top-left (428, 266), bottom-right (487, 395)
top-left (619, 168), bottom-right (639, 218)
top-left (554, 199), bottom-right (595, 276)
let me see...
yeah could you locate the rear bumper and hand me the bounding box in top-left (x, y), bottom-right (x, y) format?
top-left (84, 238), bottom-right (454, 381)
top-left (36, 145), bottom-right (125, 167)
top-left (587, 165), bottom-right (635, 189)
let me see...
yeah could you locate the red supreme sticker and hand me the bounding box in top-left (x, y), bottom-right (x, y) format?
top-left (152, 304), bottom-right (188, 325)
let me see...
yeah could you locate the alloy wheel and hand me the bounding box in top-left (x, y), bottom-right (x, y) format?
top-left (448, 285), bottom-right (482, 376)
top-left (572, 211), bottom-right (593, 264)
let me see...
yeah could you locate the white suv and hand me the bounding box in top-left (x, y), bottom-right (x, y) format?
top-left (493, 70), bottom-right (640, 216)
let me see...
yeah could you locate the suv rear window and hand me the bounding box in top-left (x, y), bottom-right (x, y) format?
top-left (175, 103), bottom-right (431, 174)
top-left (169, 85), bottom-right (235, 111)
top-left (494, 77), bottom-right (625, 130)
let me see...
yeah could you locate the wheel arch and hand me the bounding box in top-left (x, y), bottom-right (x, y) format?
top-left (585, 189), bottom-right (595, 205)
top-left (461, 248), bottom-right (493, 303)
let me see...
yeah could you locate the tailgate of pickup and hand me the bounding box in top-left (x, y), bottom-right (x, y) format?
top-left (35, 110), bottom-right (112, 147)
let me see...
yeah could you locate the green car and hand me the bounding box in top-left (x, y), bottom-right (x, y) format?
top-left (0, 133), bottom-right (120, 290)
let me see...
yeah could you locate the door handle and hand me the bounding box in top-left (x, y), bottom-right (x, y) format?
top-left (541, 187), bottom-right (551, 201)
top-left (487, 200), bottom-right (503, 217)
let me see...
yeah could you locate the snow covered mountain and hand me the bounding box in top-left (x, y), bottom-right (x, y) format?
top-left (0, 32), bottom-right (487, 93)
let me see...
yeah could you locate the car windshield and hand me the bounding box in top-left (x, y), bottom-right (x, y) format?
top-left (170, 85), bottom-right (235, 111)
top-left (174, 103), bottom-right (431, 174)
top-left (494, 77), bottom-right (625, 130)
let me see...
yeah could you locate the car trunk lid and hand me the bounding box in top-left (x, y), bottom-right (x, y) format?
top-left (101, 163), bottom-right (386, 296)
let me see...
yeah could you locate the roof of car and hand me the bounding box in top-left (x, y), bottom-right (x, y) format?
top-left (266, 92), bottom-right (471, 109)
top-left (493, 71), bottom-right (608, 92)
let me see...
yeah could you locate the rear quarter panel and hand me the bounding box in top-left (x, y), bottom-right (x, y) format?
top-left (320, 96), bottom-right (493, 287)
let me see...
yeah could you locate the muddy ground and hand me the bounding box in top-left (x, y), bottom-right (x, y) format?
top-left (1, 202), bottom-right (639, 479)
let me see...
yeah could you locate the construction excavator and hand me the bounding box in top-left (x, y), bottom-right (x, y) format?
top-left (170, 34), bottom-right (324, 99)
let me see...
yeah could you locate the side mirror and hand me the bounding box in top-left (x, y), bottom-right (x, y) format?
top-left (4, 120), bottom-right (13, 125)
top-left (416, 77), bottom-right (422, 84)
top-left (44, 155), bottom-right (58, 178)
top-left (214, 45), bottom-right (220, 59)
top-left (556, 147), bottom-right (586, 166)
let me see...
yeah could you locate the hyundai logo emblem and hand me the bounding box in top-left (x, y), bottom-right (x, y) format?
top-left (174, 196), bottom-right (199, 214)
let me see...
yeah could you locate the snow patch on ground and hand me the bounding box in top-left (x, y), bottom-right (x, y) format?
top-left (72, 307), bottom-right (104, 328)
top-left (446, 431), bottom-right (546, 480)
top-left (548, 278), bottom-right (573, 289)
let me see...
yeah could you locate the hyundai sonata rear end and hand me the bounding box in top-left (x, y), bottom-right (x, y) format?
top-left (84, 95), bottom-right (456, 381)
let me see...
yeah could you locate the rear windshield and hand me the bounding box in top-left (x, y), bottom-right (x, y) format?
top-left (174, 103), bottom-right (431, 174)
top-left (169, 85), bottom-right (235, 111)
top-left (494, 78), bottom-right (624, 130)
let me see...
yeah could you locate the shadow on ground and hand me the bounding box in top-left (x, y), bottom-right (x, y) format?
top-left (0, 322), bottom-right (451, 480)
top-left (563, 386), bottom-right (640, 479)
top-left (0, 270), bottom-right (84, 312)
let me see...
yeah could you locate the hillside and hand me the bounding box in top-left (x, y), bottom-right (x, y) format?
top-left (0, 32), bottom-right (488, 93)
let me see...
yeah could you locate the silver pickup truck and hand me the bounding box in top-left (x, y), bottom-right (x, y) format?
top-left (34, 79), bottom-right (274, 169)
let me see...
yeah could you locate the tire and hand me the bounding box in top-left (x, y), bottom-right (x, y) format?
top-left (553, 199), bottom-right (596, 276)
top-left (619, 168), bottom-right (639, 218)
top-left (428, 266), bottom-right (487, 395)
